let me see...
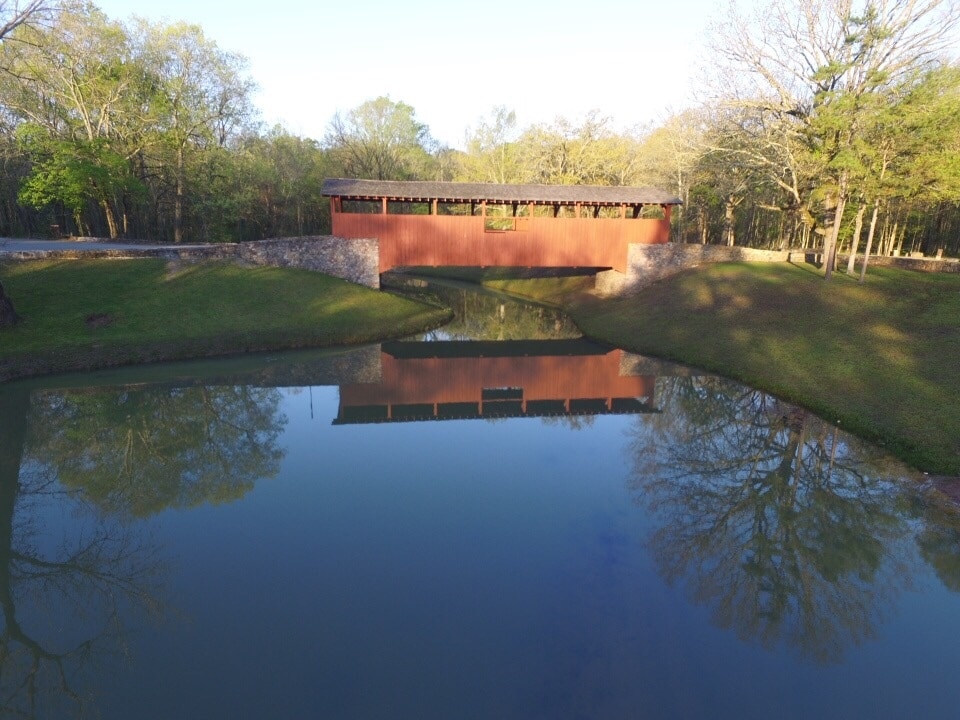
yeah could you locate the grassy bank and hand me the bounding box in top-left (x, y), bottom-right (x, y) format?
top-left (564, 262), bottom-right (960, 475)
top-left (0, 258), bottom-right (451, 382)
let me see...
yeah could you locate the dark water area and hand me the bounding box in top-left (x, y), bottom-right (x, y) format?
top-left (2, 281), bottom-right (960, 718)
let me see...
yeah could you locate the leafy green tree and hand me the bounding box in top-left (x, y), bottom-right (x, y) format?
top-left (133, 19), bottom-right (256, 242)
top-left (0, 3), bottom-right (147, 237)
top-left (324, 96), bottom-right (437, 180)
top-left (15, 123), bottom-right (143, 235)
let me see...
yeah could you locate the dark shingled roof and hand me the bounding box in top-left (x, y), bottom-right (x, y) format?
top-left (321, 178), bottom-right (682, 206)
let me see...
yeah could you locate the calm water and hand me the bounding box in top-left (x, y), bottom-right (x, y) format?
top-left (2, 282), bottom-right (960, 718)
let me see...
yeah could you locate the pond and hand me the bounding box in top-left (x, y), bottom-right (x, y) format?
top-left (1, 279), bottom-right (960, 719)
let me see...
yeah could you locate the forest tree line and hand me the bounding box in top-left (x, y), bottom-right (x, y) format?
top-left (2, 0), bottom-right (960, 270)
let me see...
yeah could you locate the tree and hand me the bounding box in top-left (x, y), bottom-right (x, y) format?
top-left (0, 0), bottom-right (49, 41)
top-left (706, 0), bottom-right (960, 278)
top-left (0, 0), bottom-right (51, 327)
top-left (0, 3), bottom-right (146, 237)
top-left (515, 111), bottom-right (645, 187)
top-left (457, 106), bottom-right (523, 184)
top-left (0, 279), bottom-right (15, 327)
top-left (324, 96), bottom-right (437, 181)
top-left (635, 110), bottom-right (707, 242)
top-left (133, 20), bottom-right (256, 242)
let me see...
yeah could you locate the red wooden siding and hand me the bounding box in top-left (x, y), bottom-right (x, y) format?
top-left (331, 213), bottom-right (670, 273)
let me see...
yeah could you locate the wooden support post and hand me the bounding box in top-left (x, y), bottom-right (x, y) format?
top-left (432, 199), bottom-right (438, 215)
top-left (381, 197), bottom-right (387, 214)
top-left (620, 204), bottom-right (626, 219)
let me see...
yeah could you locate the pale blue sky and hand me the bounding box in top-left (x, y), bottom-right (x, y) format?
top-left (92, 0), bottom-right (727, 147)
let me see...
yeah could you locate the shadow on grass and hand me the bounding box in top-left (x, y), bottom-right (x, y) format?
top-left (569, 263), bottom-right (960, 473)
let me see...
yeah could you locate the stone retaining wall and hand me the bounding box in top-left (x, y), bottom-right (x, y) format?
top-left (595, 243), bottom-right (960, 295)
top-left (3, 236), bottom-right (381, 288)
top-left (854, 254), bottom-right (960, 274)
top-left (596, 244), bottom-right (801, 295)
top-left (235, 236), bottom-right (379, 287)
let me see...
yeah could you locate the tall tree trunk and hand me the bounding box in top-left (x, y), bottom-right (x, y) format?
top-left (846, 202), bottom-right (866, 275)
top-left (101, 200), bottom-right (119, 239)
top-left (859, 199), bottom-right (881, 283)
top-left (724, 196), bottom-right (736, 246)
top-left (824, 173), bottom-right (848, 281)
top-left (0, 281), bottom-right (17, 328)
top-left (175, 145), bottom-right (184, 244)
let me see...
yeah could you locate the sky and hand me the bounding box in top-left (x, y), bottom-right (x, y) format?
top-left (91, 0), bottom-right (726, 148)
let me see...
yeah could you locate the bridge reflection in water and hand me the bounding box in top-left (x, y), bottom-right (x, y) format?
top-left (335, 338), bottom-right (658, 425)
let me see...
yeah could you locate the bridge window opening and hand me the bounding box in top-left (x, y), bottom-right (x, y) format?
top-left (526, 399), bottom-right (567, 415)
top-left (391, 403), bottom-right (435, 420)
top-left (638, 205), bottom-right (665, 219)
top-left (484, 217), bottom-right (515, 231)
top-left (482, 387), bottom-right (523, 401)
top-left (437, 202), bottom-right (473, 216)
top-left (386, 201), bottom-right (431, 215)
top-left (341, 199), bottom-right (381, 214)
top-left (438, 402), bottom-right (480, 418)
top-left (569, 398), bottom-right (609, 414)
top-left (595, 206), bottom-right (624, 219)
top-left (483, 203), bottom-right (529, 232)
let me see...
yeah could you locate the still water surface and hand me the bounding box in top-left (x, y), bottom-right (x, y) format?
top-left (2, 282), bottom-right (960, 718)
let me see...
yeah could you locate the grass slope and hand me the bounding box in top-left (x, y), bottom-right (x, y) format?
top-left (0, 259), bottom-right (451, 381)
top-left (567, 262), bottom-right (960, 474)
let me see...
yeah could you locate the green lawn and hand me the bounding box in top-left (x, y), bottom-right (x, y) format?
top-left (565, 262), bottom-right (960, 475)
top-left (0, 259), bottom-right (451, 381)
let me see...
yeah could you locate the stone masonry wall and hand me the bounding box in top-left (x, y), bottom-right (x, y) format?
top-left (595, 244), bottom-right (803, 295)
top-left (235, 236), bottom-right (380, 287)
top-left (595, 244), bottom-right (960, 296)
top-left (3, 236), bottom-right (381, 288)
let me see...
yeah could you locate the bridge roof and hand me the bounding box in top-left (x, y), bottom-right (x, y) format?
top-left (322, 178), bottom-right (682, 206)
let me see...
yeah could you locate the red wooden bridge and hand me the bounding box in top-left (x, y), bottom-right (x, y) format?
top-left (322, 179), bottom-right (682, 274)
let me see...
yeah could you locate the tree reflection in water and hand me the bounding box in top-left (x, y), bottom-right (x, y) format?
top-left (0, 382), bottom-right (287, 716)
top-left (27, 384), bottom-right (287, 518)
top-left (627, 376), bottom-right (941, 664)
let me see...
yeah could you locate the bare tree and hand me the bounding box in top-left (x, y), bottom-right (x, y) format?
top-left (705, 0), bottom-right (960, 278)
top-left (0, 0), bottom-right (48, 40)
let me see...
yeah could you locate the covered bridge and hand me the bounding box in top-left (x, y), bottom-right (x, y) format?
top-left (322, 179), bottom-right (682, 274)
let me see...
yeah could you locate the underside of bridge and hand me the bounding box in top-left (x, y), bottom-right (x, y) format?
top-left (322, 179), bottom-right (683, 274)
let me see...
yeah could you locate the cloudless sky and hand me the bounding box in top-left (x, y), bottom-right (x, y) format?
top-left (91, 0), bottom-right (728, 147)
